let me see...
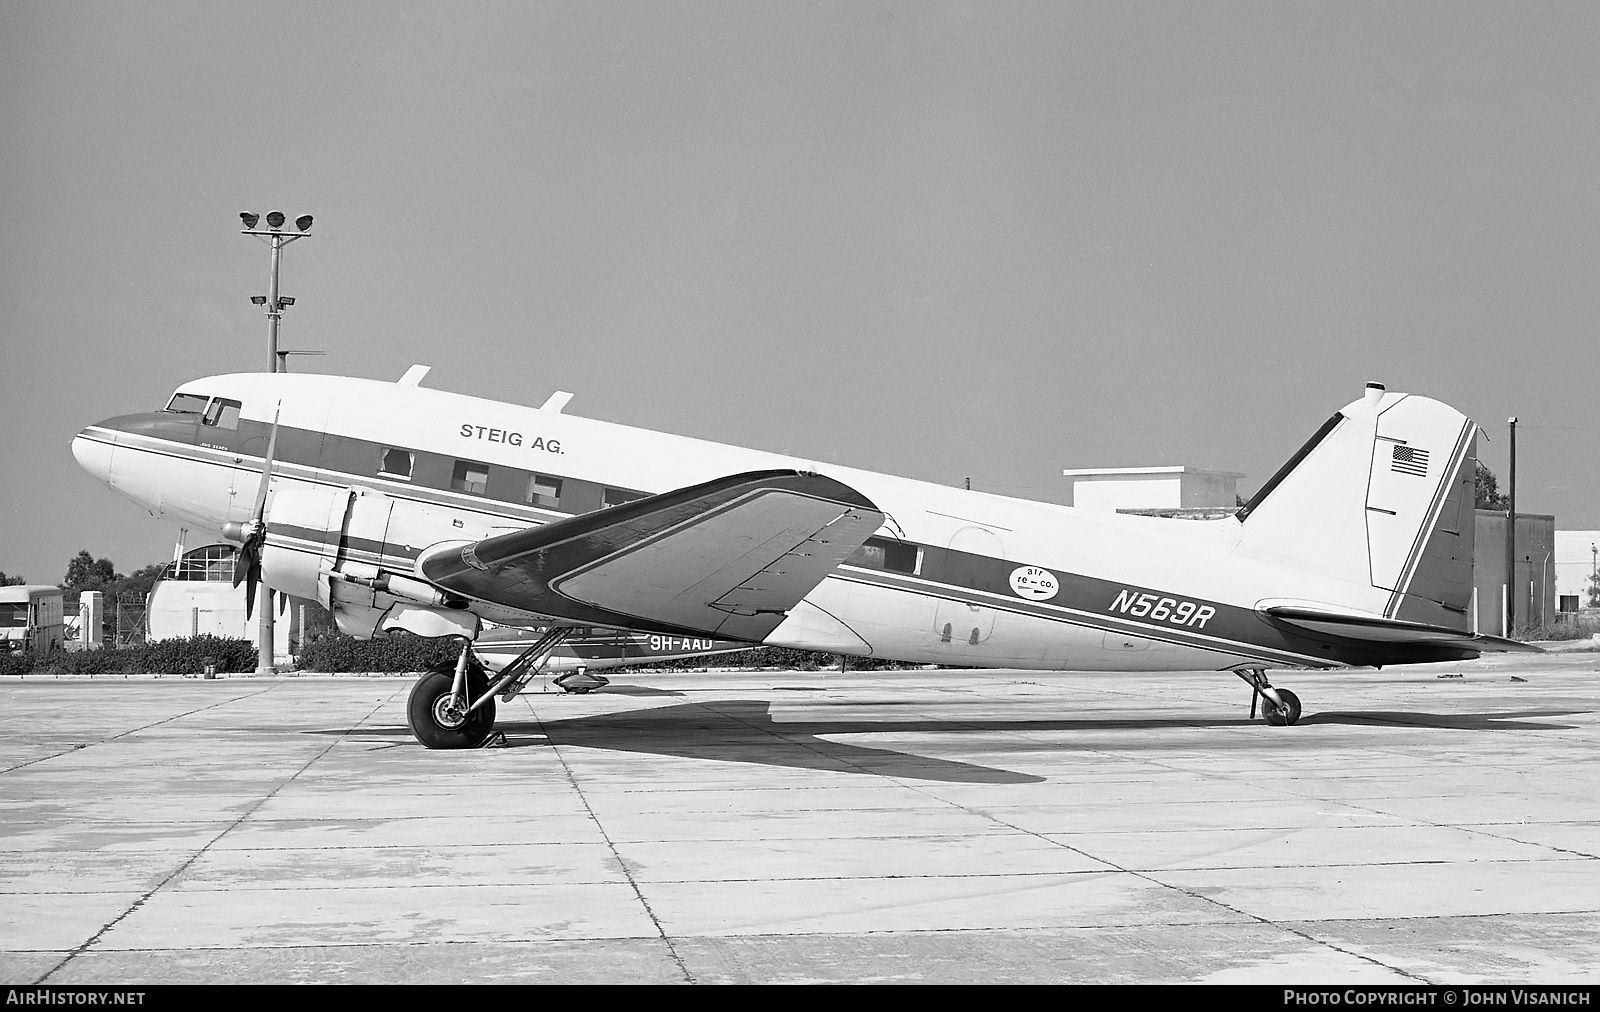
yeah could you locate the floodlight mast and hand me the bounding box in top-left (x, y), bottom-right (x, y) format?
top-left (239, 211), bottom-right (313, 372)
top-left (237, 210), bottom-right (314, 673)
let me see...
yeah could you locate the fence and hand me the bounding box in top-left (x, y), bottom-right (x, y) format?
top-left (61, 592), bottom-right (149, 648)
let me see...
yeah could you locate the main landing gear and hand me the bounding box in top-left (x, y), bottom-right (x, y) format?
top-left (1234, 667), bottom-right (1302, 726)
top-left (406, 627), bottom-right (577, 749)
top-left (407, 647), bottom-right (496, 749)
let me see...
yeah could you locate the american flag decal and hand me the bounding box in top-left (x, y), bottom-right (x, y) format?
top-left (1391, 444), bottom-right (1429, 477)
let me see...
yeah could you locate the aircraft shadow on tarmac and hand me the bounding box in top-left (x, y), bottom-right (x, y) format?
top-left (1301, 709), bottom-right (1587, 730)
top-left (330, 698), bottom-right (1590, 783)
top-left (344, 698), bottom-right (1044, 783)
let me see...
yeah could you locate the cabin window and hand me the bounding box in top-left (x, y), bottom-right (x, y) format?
top-left (379, 447), bottom-right (413, 480)
top-left (526, 474), bottom-right (562, 509)
top-left (451, 460), bottom-right (490, 495)
top-left (202, 398), bottom-right (242, 429)
top-left (846, 537), bottom-right (919, 575)
top-left (164, 392), bottom-right (210, 415)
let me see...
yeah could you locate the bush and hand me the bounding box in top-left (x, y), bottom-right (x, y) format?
top-left (13, 636), bottom-right (259, 675)
top-left (1525, 611), bottom-right (1600, 642)
top-left (0, 633), bottom-right (920, 676)
top-left (296, 632), bottom-right (462, 672)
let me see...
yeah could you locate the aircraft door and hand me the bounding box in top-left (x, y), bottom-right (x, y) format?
top-left (934, 526), bottom-right (1002, 646)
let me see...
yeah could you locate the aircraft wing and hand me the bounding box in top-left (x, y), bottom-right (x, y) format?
top-left (1262, 605), bottom-right (1542, 661)
top-left (417, 469), bottom-right (885, 642)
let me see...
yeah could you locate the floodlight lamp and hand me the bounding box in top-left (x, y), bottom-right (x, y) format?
top-left (265, 211), bottom-right (286, 229)
top-left (240, 212), bottom-right (260, 229)
top-left (295, 215), bottom-right (313, 232)
top-left (249, 295), bottom-right (268, 305)
top-left (278, 297), bottom-right (295, 307)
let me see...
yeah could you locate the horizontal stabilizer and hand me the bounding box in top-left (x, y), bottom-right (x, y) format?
top-left (418, 470), bottom-right (885, 641)
top-left (1263, 605), bottom-right (1541, 665)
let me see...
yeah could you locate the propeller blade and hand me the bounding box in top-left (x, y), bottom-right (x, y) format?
top-left (244, 565), bottom-right (259, 622)
top-left (231, 540), bottom-right (255, 589)
top-left (236, 403), bottom-right (281, 615)
top-left (249, 403), bottom-right (282, 523)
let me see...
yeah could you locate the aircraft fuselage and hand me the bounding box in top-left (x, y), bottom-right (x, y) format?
top-left (71, 371), bottom-right (1475, 674)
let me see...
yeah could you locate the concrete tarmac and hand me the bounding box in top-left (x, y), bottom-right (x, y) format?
top-left (2, 653), bottom-right (1597, 985)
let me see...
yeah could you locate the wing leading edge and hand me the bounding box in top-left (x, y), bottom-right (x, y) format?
top-left (417, 470), bottom-right (885, 642)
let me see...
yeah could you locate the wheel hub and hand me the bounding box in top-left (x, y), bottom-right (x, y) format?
top-left (431, 692), bottom-right (469, 729)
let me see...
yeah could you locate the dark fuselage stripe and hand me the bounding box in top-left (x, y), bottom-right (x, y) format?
top-left (107, 428), bottom-right (1330, 667)
top-left (836, 567), bottom-right (1320, 667)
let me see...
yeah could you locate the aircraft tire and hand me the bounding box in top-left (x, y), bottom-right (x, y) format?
top-left (407, 666), bottom-right (496, 749)
top-left (1263, 688), bottom-right (1302, 727)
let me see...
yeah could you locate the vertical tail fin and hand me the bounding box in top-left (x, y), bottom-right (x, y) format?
top-left (1234, 385), bottom-right (1477, 629)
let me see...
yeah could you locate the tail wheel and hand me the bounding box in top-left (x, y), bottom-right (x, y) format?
top-left (407, 663), bottom-right (496, 749)
top-left (1263, 687), bottom-right (1302, 726)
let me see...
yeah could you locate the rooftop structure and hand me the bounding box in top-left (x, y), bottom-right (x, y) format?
top-left (1061, 465), bottom-right (1246, 513)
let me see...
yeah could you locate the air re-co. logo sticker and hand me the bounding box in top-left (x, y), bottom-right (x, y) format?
top-left (1009, 566), bottom-right (1059, 601)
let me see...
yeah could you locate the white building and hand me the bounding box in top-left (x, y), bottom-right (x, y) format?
top-left (1554, 530), bottom-right (1600, 612)
top-left (147, 544), bottom-right (293, 660)
top-left (1061, 465), bottom-right (1245, 515)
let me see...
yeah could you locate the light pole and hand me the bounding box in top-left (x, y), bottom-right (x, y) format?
top-left (1505, 416), bottom-right (1516, 637)
top-left (240, 211), bottom-right (313, 372)
top-left (239, 210), bottom-right (314, 673)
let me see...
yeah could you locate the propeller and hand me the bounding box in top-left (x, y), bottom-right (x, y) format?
top-left (227, 403), bottom-right (281, 621)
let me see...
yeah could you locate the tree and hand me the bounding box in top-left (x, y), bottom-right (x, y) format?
top-left (1588, 571), bottom-right (1600, 610)
top-left (1474, 461), bottom-right (1510, 511)
top-left (62, 550), bottom-right (119, 593)
top-left (0, 571), bottom-right (25, 587)
top-left (109, 563), bottom-right (166, 604)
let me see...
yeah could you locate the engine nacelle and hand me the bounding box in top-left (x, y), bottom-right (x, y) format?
top-left (257, 480), bottom-right (505, 640)
top-left (259, 483), bottom-right (359, 606)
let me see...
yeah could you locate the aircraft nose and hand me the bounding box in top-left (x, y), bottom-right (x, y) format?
top-left (71, 421), bottom-right (117, 487)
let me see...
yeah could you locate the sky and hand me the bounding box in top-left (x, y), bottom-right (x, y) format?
top-left (3, 1), bottom-right (1598, 584)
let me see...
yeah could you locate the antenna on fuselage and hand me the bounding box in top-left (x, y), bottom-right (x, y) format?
top-left (540, 391), bottom-right (574, 413)
top-left (398, 365), bottom-right (431, 387)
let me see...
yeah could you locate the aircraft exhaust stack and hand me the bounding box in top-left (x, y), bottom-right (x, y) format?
top-left (1363, 382), bottom-right (1386, 409)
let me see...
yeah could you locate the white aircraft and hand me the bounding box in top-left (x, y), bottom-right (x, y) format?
top-left (471, 623), bottom-right (750, 694)
top-left (72, 370), bottom-right (1529, 748)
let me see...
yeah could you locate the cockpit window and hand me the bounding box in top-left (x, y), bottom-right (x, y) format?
top-left (202, 399), bottom-right (242, 430)
top-left (165, 392), bottom-right (210, 414)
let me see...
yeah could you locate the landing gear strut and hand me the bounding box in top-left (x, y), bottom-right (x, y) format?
top-left (1234, 667), bottom-right (1302, 726)
top-left (406, 628), bottom-right (582, 749)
